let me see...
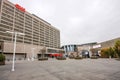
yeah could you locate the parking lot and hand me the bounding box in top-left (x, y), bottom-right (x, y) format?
top-left (0, 58), bottom-right (120, 80)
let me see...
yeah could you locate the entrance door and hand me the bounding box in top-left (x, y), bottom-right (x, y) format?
top-left (82, 50), bottom-right (90, 58)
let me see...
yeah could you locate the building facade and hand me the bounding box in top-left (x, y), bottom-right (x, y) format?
top-left (61, 45), bottom-right (77, 53)
top-left (99, 37), bottom-right (120, 49)
top-left (61, 43), bottom-right (98, 57)
top-left (0, 0), bottom-right (60, 60)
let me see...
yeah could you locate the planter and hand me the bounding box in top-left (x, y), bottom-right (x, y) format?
top-left (90, 56), bottom-right (98, 59)
top-left (115, 58), bottom-right (120, 61)
top-left (56, 57), bottom-right (66, 60)
top-left (74, 57), bottom-right (82, 59)
top-left (38, 57), bottom-right (48, 61)
top-left (82, 56), bottom-right (86, 58)
top-left (0, 61), bottom-right (5, 65)
top-left (69, 56), bottom-right (74, 59)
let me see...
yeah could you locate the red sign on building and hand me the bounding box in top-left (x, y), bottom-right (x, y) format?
top-left (15, 4), bottom-right (26, 12)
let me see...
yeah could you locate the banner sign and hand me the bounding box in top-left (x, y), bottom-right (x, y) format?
top-left (15, 4), bottom-right (25, 12)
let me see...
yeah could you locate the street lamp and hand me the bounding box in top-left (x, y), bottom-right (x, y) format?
top-left (31, 48), bottom-right (35, 61)
top-left (6, 31), bottom-right (25, 71)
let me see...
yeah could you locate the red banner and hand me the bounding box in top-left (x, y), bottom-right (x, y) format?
top-left (50, 53), bottom-right (63, 57)
top-left (15, 4), bottom-right (25, 12)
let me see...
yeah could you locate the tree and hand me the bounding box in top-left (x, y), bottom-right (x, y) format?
top-left (101, 47), bottom-right (115, 58)
top-left (114, 40), bottom-right (120, 58)
top-left (101, 48), bottom-right (109, 58)
top-left (108, 47), bottom-right (114, 58)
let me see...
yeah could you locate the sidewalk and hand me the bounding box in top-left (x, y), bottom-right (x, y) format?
top-left (0, 59), bottom-right (120, 80)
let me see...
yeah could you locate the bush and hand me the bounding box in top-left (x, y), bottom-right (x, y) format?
top-left (108, 47), bottom-right (115, 58)
top-left (0, 54), bottom-right (5, 61)
top-left (114, 40), bottom-right (120, 58)
top-left (100, 47), bottom-right (115, 58)
top-left (100, 40), bottom-right (120, 59)
top-left (0, 54), bottom-right (5, 65)
top-left (101, 48), bottom-right (109, 58)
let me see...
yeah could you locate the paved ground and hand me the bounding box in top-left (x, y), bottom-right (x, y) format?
top-left (0, 58), bottom-right (120, 80)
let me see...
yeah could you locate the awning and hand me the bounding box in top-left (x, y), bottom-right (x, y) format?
top-left (50, 53), bottom-right (63, 57)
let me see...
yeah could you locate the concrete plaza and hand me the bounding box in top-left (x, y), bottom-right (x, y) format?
top-left (0, 58), bottom-right (120, 80)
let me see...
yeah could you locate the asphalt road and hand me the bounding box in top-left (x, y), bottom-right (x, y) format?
top-left (0, 58), bottom-right (120, 80)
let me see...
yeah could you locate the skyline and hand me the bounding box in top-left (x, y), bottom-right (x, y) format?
top-left (9, 0), bottom-right (120, 46)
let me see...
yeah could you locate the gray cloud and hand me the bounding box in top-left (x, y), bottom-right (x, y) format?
top-left (10, 0), bottom-right (120, 46)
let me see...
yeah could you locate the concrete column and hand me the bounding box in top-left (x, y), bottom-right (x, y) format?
top-left (65, 46), bottom-right (67, 53)
top-left (88, 46), bottom-right (92, 57)
top-left (73, 45), bottom-right (74, 52)
top-left (67, 45), bottom-right (69, 52)
top-left (64, 46), bottom-right (66, 54)
top-left (69, 45), bottom-right (71, 52)
top-left (71, 45), bottom-right (73, 52)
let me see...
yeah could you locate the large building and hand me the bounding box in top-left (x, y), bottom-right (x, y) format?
top-left (61, 42), bottom-right (97, 57)
top-left (0, 0), bottom-right (61, 60)
top-left (99, 37), bottom-right (120, 49)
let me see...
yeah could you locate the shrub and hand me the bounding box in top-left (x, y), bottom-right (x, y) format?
top-left (0, 54), bottom-right (5, 61)
top-left (0, 54), bottom-right (5, 65)
top-left (114, 40), bottom-right (120, 58)
top-left (101, 48), bottom-right (109, 58)
top-left (108, 47), bottom-right (115, 58)
top-left (100, 47), bottom-right (115, 58)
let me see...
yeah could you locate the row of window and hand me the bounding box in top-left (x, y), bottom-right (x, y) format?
top-left (0, 2), bottom-right (60, 48)
top-left (2, 7), bottom-right (14, 16)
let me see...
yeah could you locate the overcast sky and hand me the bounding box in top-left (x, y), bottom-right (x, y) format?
top-left (9, 0), bottom-right (120, 46)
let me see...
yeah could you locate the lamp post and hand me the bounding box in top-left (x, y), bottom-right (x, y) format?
top-left (31, 48), bottom-right (35, 61)
top-left (6, 31), bottom-right (25, 71)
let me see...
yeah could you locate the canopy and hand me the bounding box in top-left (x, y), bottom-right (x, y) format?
top-left (50, 53), bottom-right (63, 57)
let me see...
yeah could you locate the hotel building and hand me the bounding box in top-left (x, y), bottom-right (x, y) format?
top-left (0, 0), bottom-right (61, 60)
